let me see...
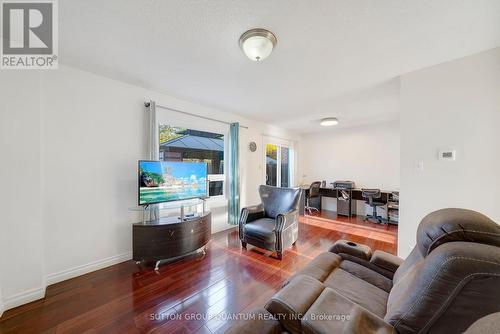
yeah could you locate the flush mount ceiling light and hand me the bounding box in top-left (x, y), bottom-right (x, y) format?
top-left (239, 28), bottom-right (277, 62)
top-left (320, 117), bottom-right (339, 126)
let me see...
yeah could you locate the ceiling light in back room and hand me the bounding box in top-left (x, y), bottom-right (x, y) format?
top-left (239, 28), bottom-right (277, 62)
top-left (320, 117), bottom-right (339, 126)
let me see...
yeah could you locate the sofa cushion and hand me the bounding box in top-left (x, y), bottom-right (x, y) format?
top-left (265, 274), bottom-right (325, 334)
top-left (416, 208), bottom-right (500, 257)
top-left (393, 247), bottom-right (423, 285)
top-left (224, 308), bottom-right (282, 334)
top-left (340, 260), bottom-right (393, 293)
top-left (244, 218), bottom-right (276, 243)
top-left (302, 288), bottom-right (394, 334)
top-left (323, 268), bottom-right (389, 318)
top-left (370, 250), bottom-right (404, 273)
top-left (464, 312), bottom-right (500, 334)
top-left (288, 252), bottom-right (341, 283)
top-left (385, 242), bottom-right (500, 334)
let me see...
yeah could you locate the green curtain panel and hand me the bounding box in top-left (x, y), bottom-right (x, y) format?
top-left (228, 123), bottom-right (240, 225)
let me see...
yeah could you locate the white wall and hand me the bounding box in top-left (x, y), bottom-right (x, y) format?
top-left (300, 121), bottom-right (400, 215)
top-left (399, 48), bottom-right (500, 257)
top-left (0, 65), bottom-right (300, 312)
top-left (0, 71), bottom-right (46, 312)
top-left (41, 67), bottom-right (148, 279)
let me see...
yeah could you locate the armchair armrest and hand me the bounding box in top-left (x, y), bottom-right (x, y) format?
top-left (240, 204), bottom-right (265, 225)
top-left (329, 239), bottom-right (372, 261)
top-left (370, 250), bottom-right (403, 273)
top-left (276, 209), bottom-right (299, 232)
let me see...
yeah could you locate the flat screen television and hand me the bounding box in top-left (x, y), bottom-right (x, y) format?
top-left (138, 160), bottom-right (208, 206)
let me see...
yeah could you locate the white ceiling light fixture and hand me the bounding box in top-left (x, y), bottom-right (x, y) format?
top-left (239, 28), bottom-right (277, 62)
top-left (320, 117), bottom-right (339, 126)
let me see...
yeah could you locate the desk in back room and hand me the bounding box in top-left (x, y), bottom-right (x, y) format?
top-left (299, 186), bottom-right (397, 223)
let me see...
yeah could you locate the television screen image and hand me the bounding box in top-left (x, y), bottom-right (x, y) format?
top-left (139, 160), bottom-right (208, 205)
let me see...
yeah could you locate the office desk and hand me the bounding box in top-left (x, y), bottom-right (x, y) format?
top-left (299, 187), bottom-right (392, 218)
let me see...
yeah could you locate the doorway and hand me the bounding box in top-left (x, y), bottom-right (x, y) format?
top-left (264, 142), bottom-right (291, 187)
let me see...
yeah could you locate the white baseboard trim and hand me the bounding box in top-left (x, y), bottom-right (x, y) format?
top-left (212, 222), bottom-right (237, 234)
top-left (2, 286), bottom-right (46, 312)
top-left (0, 252), bottom-right (132, 315)
top-left (45, 251), bottom-right (132, 286)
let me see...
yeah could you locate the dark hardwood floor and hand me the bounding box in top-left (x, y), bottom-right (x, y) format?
top-left (0, 213), bottom-right (397, 334)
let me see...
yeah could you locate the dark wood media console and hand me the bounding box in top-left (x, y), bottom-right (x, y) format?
top-left (133, 211), bottom-right (211, 269)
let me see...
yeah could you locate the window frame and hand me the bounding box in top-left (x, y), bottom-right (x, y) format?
top-left (158, 124), bottom-right (227, 201)
top-left (207, 174), bottom-right (225, 200)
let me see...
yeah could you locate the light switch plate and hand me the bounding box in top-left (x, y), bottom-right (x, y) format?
top-left (438, 150), bottom-right (456, 161)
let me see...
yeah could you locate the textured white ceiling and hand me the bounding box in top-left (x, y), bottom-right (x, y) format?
top-left (59, 0), bottom-right (500, 132)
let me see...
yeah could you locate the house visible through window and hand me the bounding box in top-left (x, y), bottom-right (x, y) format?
top-left (159, 125), bottom-right (225, 197)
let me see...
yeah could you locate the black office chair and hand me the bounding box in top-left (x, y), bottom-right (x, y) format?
top-left (361, 188), bottom-right (386, 224)
top-left (305, 181), bottom-right (321, 215)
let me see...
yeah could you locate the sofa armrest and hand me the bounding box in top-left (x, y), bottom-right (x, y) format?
top-left (240, 204), bottom-right (265, 225)
top-left (370, 250), bottom-right (403, 273)
top-left (266, 274), bottom-right (325, 334)
top-left (329, 239), bottom-right (372, 261)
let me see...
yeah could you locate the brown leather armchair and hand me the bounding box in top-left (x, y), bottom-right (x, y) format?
top-left (227, 208), bottom-right (500, 334)
top-left (239, 185), bottom-right (301, 260)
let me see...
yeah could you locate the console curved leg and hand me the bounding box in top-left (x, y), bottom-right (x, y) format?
top-left (277, 251), bottom-right (283, 260)
top-left (241, 241), bottom-right (247, 248)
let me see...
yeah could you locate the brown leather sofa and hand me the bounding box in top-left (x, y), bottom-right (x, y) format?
top-left (226, 208), bottom-right (500, 334)
top-left (463, 312), bottom-right (500, 334)
top-left (239, 185), bottom-right (301, 259)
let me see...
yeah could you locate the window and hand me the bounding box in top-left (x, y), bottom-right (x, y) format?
top-left (280, 146), bottom-right (290, 187)
top-left (265, 142), bottom-right (291, 188)
top-left (265, 144), bottom-right (278, 186)
top-left (159, 125), bottom-right (225, 198)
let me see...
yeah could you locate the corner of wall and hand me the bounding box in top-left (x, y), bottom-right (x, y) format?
top-left (0, 252), bottom-right (132, 315)
top-left (0, 278), bottom-right (3, 318)
top-left (3, 274), bottom-right (46, 312)
top-left (1, 286), bottom-right (46, 312)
